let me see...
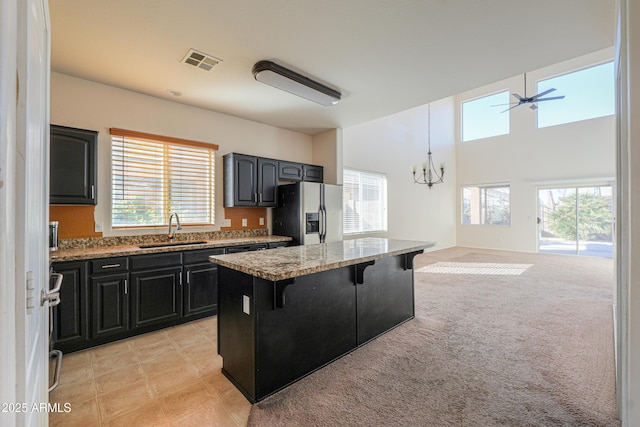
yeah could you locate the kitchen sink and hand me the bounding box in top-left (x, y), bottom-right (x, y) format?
top-left (138, 240), bottom-right (207, 249)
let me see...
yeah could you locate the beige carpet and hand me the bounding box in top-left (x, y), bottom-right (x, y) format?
top-left (248, 247), bottom-right (620, 426)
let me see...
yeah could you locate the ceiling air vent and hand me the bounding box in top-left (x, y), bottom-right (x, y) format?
top-left (182, 49), bottom-right (222, 71)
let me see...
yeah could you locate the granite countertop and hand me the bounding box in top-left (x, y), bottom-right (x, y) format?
top-left (210, 237), bottom-right (435, 281)
top-left (50, 235), bottom-right (292, 262)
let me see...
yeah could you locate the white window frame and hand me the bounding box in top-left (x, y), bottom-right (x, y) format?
top-left (461, 90), bottom-right (510, 142)
top-left (110, 128), bottom-right (217, 229)
top-left (461, 184), bottom-right (511, 226)
top-left (343, 168), bottom-right (388, 235)
top-left (536, 61), bottom-right (615, 128)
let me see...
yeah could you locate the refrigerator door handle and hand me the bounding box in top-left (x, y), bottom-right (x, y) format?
top-left (319, 208), bottom-right (325, 243)
top-left (322, 207), bottom-right (327, 243)
top-left (319, 184), bottom-right (327, 243)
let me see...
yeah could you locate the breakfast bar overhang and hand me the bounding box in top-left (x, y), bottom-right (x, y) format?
top-left (210, 238), bottom-right (435, 402)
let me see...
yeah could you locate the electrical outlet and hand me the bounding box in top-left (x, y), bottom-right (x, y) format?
top-left (222, 218), bottom-right (231, 227)
top-left (259, 217), bottom-right (264, 226)
top-left (242, 218), bottom-right (247, 227)
top-left (95, 222), bottom-right (103, 232)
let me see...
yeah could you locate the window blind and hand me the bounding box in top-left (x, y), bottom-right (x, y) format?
top-left (343, 168), bottom-right (387, 234)
top-left (110, 128), bottom-right (217, 228)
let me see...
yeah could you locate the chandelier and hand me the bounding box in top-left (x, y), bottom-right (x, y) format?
top-left (411, 104), bottom-right (445, 189)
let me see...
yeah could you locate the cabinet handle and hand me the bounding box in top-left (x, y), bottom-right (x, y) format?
top-left (91, 184), bottom-right (95, 200)
top-left (179, 274), bottom-right (182, 286)
top-left (186, 270), bottom-right (190, 285)
top-left (124, 279), bottom-right (128, 295)
top-left (101, 263), bottom-right (121, 269)
top-left (259, 193), bottom-right (263, 203)
top-left (254, 193), bottom-right (258, 203)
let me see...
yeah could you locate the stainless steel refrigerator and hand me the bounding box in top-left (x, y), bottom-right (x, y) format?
top-left (272, 182), bottom-right (343, 245)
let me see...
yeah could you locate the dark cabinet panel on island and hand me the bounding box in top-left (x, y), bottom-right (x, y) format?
top-left (50, 125), bottom-right (97, 205)
top-left (217, 248), bottom-right (425, 403)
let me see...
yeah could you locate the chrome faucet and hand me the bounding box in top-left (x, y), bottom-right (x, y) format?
top-left (168, 212), bottom-right (182, 241)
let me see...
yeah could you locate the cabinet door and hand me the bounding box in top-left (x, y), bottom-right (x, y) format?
top-left (91, 273), bottom-right (129, 339)
top-left (303, 164), bottom-right (324, 183)
top-left (228, 153), bottom-right (257, 207)
top-left (51, 261), bottom-right (89, 351)
top-left (130, 267), bottom-right (183, 329)
top-left (278, 161), bottom-right (303, 181)
top-left (258, 157), bottom-right (278, 207)
top-left (184, 263), bottom-right (218, 317)
top-left (50, 125), bottom-right (97, 204)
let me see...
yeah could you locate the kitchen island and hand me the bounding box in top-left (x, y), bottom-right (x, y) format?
top-left (210, 237), bottom-right (435, 402)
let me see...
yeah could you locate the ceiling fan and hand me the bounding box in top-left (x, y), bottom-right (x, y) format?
top-left (493, 73), bottom-right (565, 113)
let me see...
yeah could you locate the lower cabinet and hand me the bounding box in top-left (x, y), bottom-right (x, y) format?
top-left (184, 263), bottom-right (218, 317)
top-left (51, 261), bottom-right (89, 351)
top-left (91, 273), bottom-right (129, 339)
top-left (183, 247), bottom-right (224, 318)
top-left (51, 242), bottom-right (286, 352)
top-left (130, 266), bottom-right (183, 328)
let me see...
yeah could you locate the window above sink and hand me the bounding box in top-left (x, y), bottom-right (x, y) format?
top-left (110, 128), bottom-right (218, 229)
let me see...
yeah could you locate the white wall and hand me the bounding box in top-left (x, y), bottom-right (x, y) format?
top-left (312, 128), bottom-right (343, 185)
top-left (50, 72), bottom-right (313, 236)
top-left (343, 99), bottom-right (457, 250)
top-left (455, 48), bottom-right (616, 252)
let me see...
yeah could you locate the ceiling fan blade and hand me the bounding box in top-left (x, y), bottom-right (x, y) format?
top-left (530, 104), bottom-right (538, 110)
top-left (501, 104), bottom-right (522, 113)
top-left (535, 96), bottom-right (565, 102)
top-left (531, 88), bottom-right (556, 100)
top-left (490, 102), bottom-right (519, 107)
top-left (511, 93), bottom-right (525, 101)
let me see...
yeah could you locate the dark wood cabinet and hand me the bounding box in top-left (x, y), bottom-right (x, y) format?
top-left (91, 273), bottom-right (129, 339)
top-left (225, 153), bottom-right (256, 207)
top-left (51, 242), bottom-right (287, 353)
top-left (223, 153), bottom-right (278, 207)
top-left (302, 164), bottom-right (323, 183)
top-left (277, 161), bottom-right (324, 183)
top-left (184, 263), bottom-right (218, 317)
top-left (50, 125), bottom-right (97, 205)
top-left (257, 158), bottom-right (278, 206)
top-left (130, 255), bottom-right (183, 329)
top-left (278, 161), bottom-right (304, 181)
top-left (183, 248), bottom-right (225, 318)
top-left (51, 261), bottom-right (89, 352)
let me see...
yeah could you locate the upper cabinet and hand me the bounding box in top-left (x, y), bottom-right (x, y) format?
top-left (278, 161), bottom-right (323, 183)
top-left (223, 153), bottom-right (278, 207)
top-left (302, 164), bottom-right (323, 183)
top-left (224, 153), bottom-right (324, 208)
top-left (50, 125), bottom-right (98, 205)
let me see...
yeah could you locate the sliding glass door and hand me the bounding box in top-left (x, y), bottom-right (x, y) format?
top-left (537, 185), bottom-right (613, 258)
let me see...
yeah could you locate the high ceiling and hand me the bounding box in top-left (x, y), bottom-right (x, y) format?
top-left (49, 0), bottom-right (614, 135)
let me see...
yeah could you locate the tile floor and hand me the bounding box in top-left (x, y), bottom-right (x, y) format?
top-left (49, 316), bottom-right (251, 426)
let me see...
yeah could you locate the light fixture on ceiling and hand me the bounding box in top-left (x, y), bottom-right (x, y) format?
top-left (252, 60), bottom-right (341, 106)
top-left (411, 104), bottom-right (445, 189)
